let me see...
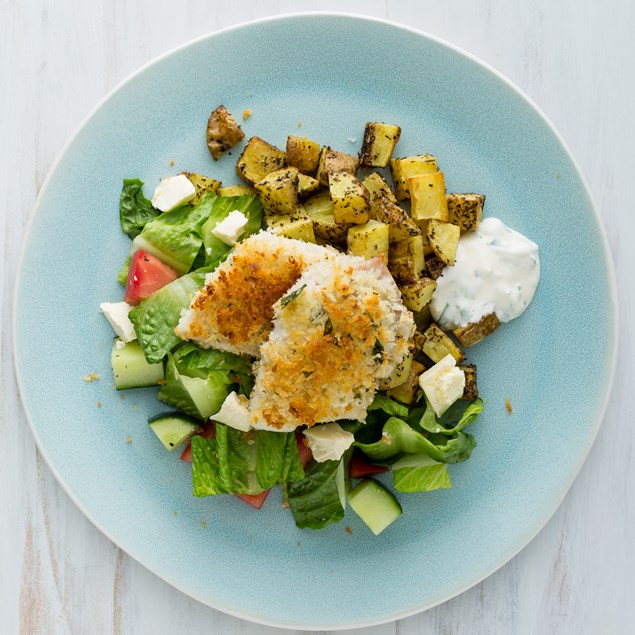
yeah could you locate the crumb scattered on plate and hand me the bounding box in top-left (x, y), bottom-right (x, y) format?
top-left (297, 121), bottom-right (302, 128)
top-left (133, 404), bottom-right (139, 413)
top-left (201, 520), bottom-right (207, 528)
top-left (83, 372), bottom-right (100, 382)
top-left (97, 401), bottom-right (102, 408)
top-left (125, 437), bottom-right (133, 443)
top-left (345, 527), bottom-right (353, 536)
top-left (505, 396), bottom-right (513, 414)
top-left (170, 160), bottom-right (175, 166)
top-left (242, 108), bottom-right (252, 121)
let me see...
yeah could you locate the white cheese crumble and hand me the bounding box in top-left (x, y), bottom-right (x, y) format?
top-left (211, 210), bottom-right (249, 246)
top-left (100, 301), bottom-right (137, 342)
top-left (151, 174), bottom-right (196, 212)
top-left (418, 354), bottom-right (466, 417)
top-left (212, 391), bottom-right (252, 431)
top-left (303, 422), bottom-right (354, 462)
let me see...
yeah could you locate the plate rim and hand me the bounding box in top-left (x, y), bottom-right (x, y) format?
top-left (13, 11), bottom-right (619, 631)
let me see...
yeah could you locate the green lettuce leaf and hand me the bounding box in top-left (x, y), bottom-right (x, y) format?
top-left (191, 425), bottom-right (263, 496)
top-left (172, 342), bottom-right (250, 378)
top-left (201, 195), bottom-right (264, 268)
top-left (368, 393), bottom-right (410, 419)
top-left (255, 432), bottom-right (305, 490)
top-left (129, 271), bottom-right (205, 363)
top-left (419, 398), bottom-right (484, 436)
top-left (119, 178), bottom-right (158, 239)
top-left (287, 459), bottom-right (345, 530)
top-left (355, 416), bottom-right (476, 464)
top-left (392, 454), bottom-right (451, 492)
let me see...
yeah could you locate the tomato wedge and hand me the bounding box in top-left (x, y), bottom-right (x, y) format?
top-left (124, 249), bottom-right (179, 305)
top-left (295, 430), bottom-right (313, 468)
top-left (180, 421), bottom-right (216, 463)
top-left (349, 452), bottom-right (389, 478)
top-left (235, 490), bottom-right (270, 510)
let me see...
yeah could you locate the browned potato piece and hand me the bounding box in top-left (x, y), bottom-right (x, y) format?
top-left (347, 220), bottom-right (389, 259)
top-left (460, 364), bottom-right (478, 400)
top-left (452, 313), bottom-right (501, 347)
top-left (255, 167), bottom-right (300, 215)
top-left (329, 171), bottom-right (370, 224)
top-left (409, 172), bottom-right (449, 222)
top-left (422, 323), bottom-right (464, 363)
top-left (218, 185), bottom-right (257, 197)
top-left (236, 136), bottom-right (286, 184)
top-left (379, 353), bottom-right (413, 390)
top-left (266, 214), bottom-right (316, 243)
top-left (286, 136), bottom-right (320, 175)
top-left (362, 173), bottom-right (398, 204)
top-left (425, 255), bottom-right (446, 280)
top-left (412, 330), bottom-right (426, 354)
top-left (447, 193), bottom-right (485, 232)
top-left (303, 191), bottom-right (350, 244)
top-left (391, 154), bottom-right (439, 200)
top-left (370, 196), bottom-right (421, 243)
top-left (297, 173), bottom-right (320, 197)
top-left (400, 277), bottom-right (437, 312)
top-left (359, 122), bottom-right (402, 168)
top-left (206, 105), bottom-right (245, 160)
top-left (413, 306), bottom-right (434, 333)
top-left (388, 236), bottom-right (425, 283)
top-left (181, 172), bottom-right (221, 203)
top-left (388, 360), bottom-right (426, 405)
top-left (316, 146), bottom-right (359, 186)
top-left (426, 219), bottom-right (461, 266)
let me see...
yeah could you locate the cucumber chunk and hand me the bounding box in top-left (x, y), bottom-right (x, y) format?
top-left (348, 479), bottom-right (402, 535)
top-left (149, 413), bottom-right (200, 451)
top-left (111, 339), bottom-right (164, 390)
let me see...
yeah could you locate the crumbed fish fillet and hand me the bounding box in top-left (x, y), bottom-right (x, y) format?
top-left (175, 232), bottom-right (338, 356)
top-left (249, 255), bottom-right (415, 431)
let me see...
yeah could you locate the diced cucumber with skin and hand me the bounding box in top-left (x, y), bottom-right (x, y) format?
top-left (348, 479), bottom-right (403, 535)
top-left (149, 413), bottom-right (200, 451)
top-left (111, 339), bottom-right (164, 390)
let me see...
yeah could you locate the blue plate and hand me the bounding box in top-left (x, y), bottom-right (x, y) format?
top-left (14, 14), bottom-right (616, 630)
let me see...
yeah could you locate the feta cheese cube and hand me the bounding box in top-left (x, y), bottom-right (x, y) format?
top-left (303, 422), bottom-right (354, 463)
top-left (100, 301), bottom-right (137, 342)
top-left (418, 354), bottom-right (466, 417)
top-left (151, 174), bottom-right (196, 212)
top-left (210, 210), bottom-right (249, 246)
top-left (212, 391), bottom-right (252, 431)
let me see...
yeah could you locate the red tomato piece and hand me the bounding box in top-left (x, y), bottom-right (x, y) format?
top-left (124, 249), bottom-right (179, 305)
top-left (235, 490), bottom-right (270, 510)
top-left (180, 421), bottom-right (216, 463)
top-left (295, 430), bottom-right (313, 468)
top-left (349, 452), bottom-right (389, 478)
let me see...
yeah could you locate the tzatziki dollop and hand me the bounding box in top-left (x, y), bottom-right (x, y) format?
top-left (430, 217), bottom-right (540, 330)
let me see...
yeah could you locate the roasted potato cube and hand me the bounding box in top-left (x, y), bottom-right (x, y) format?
top-left (413, 306), bottom-right (433, 333)
top-left (418, 221), bottom-right (434, 256)
top-left (181, 172), bottom-right (221, 203)
top-left (347, 220), bottom-right (389, 259)
top-left (409, 172), bottom-right (449, 222)
top-left (218, 185), bottom-right (257, 197)
top-left (329, 171), bottom-right (370, 224)
top-left (297, 173), bottom-right (320, 197)
top-left (453, 313), bottom-right (500, 347)
top-left (388, 360), bottom-right (426, 405)
top-left (286, 136), bottom-right (320, 175)
top-left (388, 236), bottom-right (425, 283)
top-left (400, 277), bottom-right (437, 312)
top-left (303, 191), bottom-right (350, 244)
top-left (236, 136), bottom-right (286, 184)
top-left (460, 364), bottom-right (478, 400)
top-left (426, 219), bottom-right (460, 266)
top-left (422, 323), bottom-right (464, 364)
top-left (359, 122), bottom-right (402, 168)
top-left (255, 167), bottom-right (300, 216)
top-left (206, 105), bottom-right (245, 160)
top-left (447, 193), bottom-right (485, 232)
top-left (370, 196), bottom-right (421, 243)
top-left (316, 146), bottom-right (359, 186)
top-left (362, 173), bottom-right (397, 204)
top-left (379, 353), bottom-right (413, 390)
top-left (391, 154), bottom-right (439, 201)
top-left (266, 214), bottom-right (316, 243)
top-left (425, 255), bottom-right (446, 280)
top-left (412, 329), bottom-right (426, 354)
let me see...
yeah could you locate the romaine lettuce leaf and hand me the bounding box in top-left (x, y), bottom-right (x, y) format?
top-left (355, 416), bottom-right (476, 464)
top-left (119, 178), bottom-right (158, 239)
top-left (419, 398), bottom-right (484, 436)
top-left (392, 454), bottom-right (451, 492)
top-left (255, 431), bottom-right (305, 490)
top-left (287, 459), bottom-right (345, 530)
top-left (172, 342), bottom-right (251, 378)
top-left (129, 271), bottom-right (206, 363)
top-left (202, 195), bottom-right (263, 268)
top-left (368, 393), bottom-right (410, 419)
top-left (191, 425), bottom-right (263, 496)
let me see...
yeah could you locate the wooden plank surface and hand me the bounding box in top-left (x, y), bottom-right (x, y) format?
top-left (1, 1), bottom-right (633, 633)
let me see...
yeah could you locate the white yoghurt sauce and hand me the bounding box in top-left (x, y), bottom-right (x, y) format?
top-left (430, 217), bottom-right (540, 329)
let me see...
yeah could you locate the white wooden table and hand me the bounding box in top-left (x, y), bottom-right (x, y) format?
top-left (2, 1), bottom-right (633, 633)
